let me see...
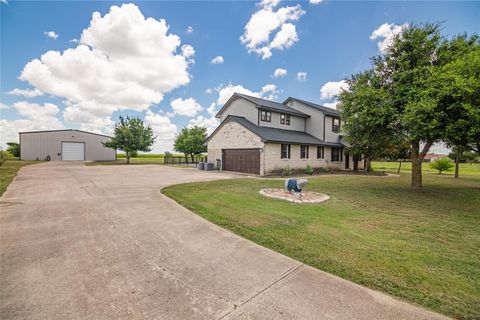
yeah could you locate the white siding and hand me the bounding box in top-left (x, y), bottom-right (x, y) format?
top-left (20, 130), bottom-right (116, 161)
top-left (285, 100), bottom-right (324, 140)
top-left (324, 115), bottom-right (342, 143)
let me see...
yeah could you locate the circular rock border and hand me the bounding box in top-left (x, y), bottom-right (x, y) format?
top-left (259, 189), bottom-right (330, 204)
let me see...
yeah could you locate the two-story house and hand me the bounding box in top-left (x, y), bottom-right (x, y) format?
top-left (206, 93), bottom-right (363, 175)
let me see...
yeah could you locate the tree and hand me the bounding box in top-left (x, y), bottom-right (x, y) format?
top-left (174, 126), bottom-right (207, 162)
top-left (429, 158), bottom-right (454, 174)
top-left (435, 35), bottom-right (480, 178)
top-left (341, 23), bottom-right (479, 190)
top-left (6, 142), bottom-right (20, 158)
top-left (340, 70), bottom-right (404, 172)
top-left (103, 116), bottom-right (156, 164)
top-left (0, 150), bottom-right (12, 166)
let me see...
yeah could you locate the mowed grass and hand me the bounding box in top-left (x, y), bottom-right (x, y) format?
top-left (0, 160), bottom-right (42, 196)
top-left (372, 161), bottom-right (480, 175)
top-left (162, 173), bottom-right (480, 319)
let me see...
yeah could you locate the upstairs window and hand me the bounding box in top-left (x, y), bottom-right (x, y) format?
top-left (300, 145), bottom-right (309, 159)
top-left (281, 144), bottom-right (291, 159)
top-left (331, 147), bottom-right (342, 162)
top-left (317, 146), bottom-right (324, 159)
top-left (280, 114), bottom-right (291, 125)
top-left (332, 117), bottom-right (340, 133)
top-left (261, 110), bottom-right (271, 122)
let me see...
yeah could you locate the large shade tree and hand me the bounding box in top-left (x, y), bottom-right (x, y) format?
top-left (340, 23), bottom-right (480, 190)
top-left (103, 116), bottom-right (156, 164)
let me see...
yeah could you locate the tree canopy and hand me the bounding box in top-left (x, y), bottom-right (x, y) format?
top-left (6, 142), bottom-right (20, 158)
top-left (339, 23), bottom-right (480, 190)
top-left (103, 116), bottom-right (156, 164)
top-left (174, 126), bottom-right (207, 162)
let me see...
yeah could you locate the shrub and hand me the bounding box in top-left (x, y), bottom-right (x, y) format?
top-left (281, 165), bottom-right (292, 177)
top-left (0, 150), bottom-right (13, 167)
top-left (305, 164), bottom-right (314, 175)
top-left (429, 158), bottom-right (454, 174)
top-left (6, 142), bottom-right (20, 158)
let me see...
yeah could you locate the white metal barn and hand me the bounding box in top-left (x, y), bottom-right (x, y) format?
top-left (19, 129), bottom-right (116, 161)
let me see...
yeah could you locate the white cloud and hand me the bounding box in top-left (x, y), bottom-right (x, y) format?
top-left (0, 103), bottom-right (9, 109)
top-left (309, 0), bottom-right (323, 4)
top-left (1, 0), bottom-right (9, 4)
top-left (370, 23), bottom-right (406, 53)
top-left (323, 101), bottom-right (339, 110)
top-left (210, 56), bottom-right (224, 64)
top-left (240, 1), bottom-right (305, 59)
top-left (320, 80), bottom-right (348, 99)
top-left (188, 115), bottom-right (220, 135)
top-left (186, 26), bottom-right (194, 34)
top-left (144, 109), bottom-right (177, 153)
top-left (44, 31), bottom-right (59, 40)
top-left (272, 68), bottom-right (287, 78)
top-left (0, 102), bottom-right (64, 146)
top-left (170, 97), bottom-right (203, 117)
top-left (215, 82), bottom-right (279, 106)
top-left (69, 38), bottom-right (79, 44)
top-left (19, 3), bottom-right (194, 135)
top-left (7, 88), bottom-right (44, 98)
top-left (296, 71), bottom-right (307, 81)
top-left (205, 88), bottom-right (213, 94)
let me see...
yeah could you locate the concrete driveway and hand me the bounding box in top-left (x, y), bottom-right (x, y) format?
top-left (1, 162), bottom-right (448, 320)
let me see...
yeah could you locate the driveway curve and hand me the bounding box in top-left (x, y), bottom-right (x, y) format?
top-left (1, 162), bottom-right (448, 320)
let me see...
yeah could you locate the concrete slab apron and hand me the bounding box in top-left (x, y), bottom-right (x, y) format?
top-left (0, 162), bottom-right (449, 320)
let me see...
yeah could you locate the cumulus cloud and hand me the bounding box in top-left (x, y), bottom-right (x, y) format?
top-left (210, 56), bottom-right (224, 64)
top-left (272, 68), bottom-right (287, 78)
top-left (170, 97), bottom-right (203, 117)
top-left (240, 0), bottom-right (305, 59)
top-left (0, 103), bottom-right (9, 109)
top-left (370, 23), bottom-right (406, 53)
top-left (19, 3), bottom-right (194, 135)
top-left (323, 101), bottom-right (339, 110)
top-left (309, 0), bottom-right (323, 4)
top-left (7, 88), bottom-right (44, 98)
top-left (0, 102), bottom-right (64, 146)
top-left (215, 82), bottom-right (279, 106)
top-left (320, 80), bottom-right (348, 99)
top-left (144, 109), bottom-right (177, 153)
top-left (44, 31), bottom-right (59, 39)
top-left (296, 71), bottom-right (307, 81)
top-left (186, 26), bottom-right (194, 34)
top-left (188, 115), bottom-right (220, 135)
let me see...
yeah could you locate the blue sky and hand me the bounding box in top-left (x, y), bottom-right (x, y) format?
top-left (1, 0), bottom-right (479, 152)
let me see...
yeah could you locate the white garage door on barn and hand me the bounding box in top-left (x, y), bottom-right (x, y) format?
top-left (62, 142), bottom-right (85, 161)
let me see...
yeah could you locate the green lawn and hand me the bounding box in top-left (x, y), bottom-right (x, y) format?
top-left (162, 172), bottom-right (480, 320)
top-left (372, 161), bottom-right (480, 175)
top-left (0, 160), bottom-right (42, 196)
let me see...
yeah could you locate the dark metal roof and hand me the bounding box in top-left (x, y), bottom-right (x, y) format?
top-left (216, 93), bottom-right (310, 118)
top-left (18, 129), bottom-right (112, 138)
top-left (283, 97), bottom-right (341, 116)
top-left (207, 115), bottom-right (345, 147)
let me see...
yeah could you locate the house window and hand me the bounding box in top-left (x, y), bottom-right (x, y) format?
top-left (332, 117), bottom-right (340, 133)
top-left (281, 144), bottom-right (291, 159)
top-left (300, 145), bottom-right (309, 159)
top-left (331, 147), bottom-right (342, 162)
top-left (280, 114), bottom-right (291, 125)
top-left (261, 110), bottom-right (271, 122)
top-left (317, 146), bottom-right (324, 159)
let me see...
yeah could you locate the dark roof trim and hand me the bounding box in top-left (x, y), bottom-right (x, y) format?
top-left (206, 115), bottom-right (347, 147)
top-left (19, 129), bottom-right (113, 138)
top-left (283, 97), bottom-right (341, 116)
top-left (215, 93), bottom-right (310, 119)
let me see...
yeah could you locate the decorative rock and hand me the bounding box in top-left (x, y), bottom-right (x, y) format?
top-left (259, 188), bottom-right (330, 204)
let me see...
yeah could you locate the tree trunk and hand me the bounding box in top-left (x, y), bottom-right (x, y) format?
top-left (364, 158), bottom-right (371, 172)
top-left (410, 140), bottom-right (433, 191)
top-left (126, 153), bottom-right (131, 164)
top-left (397, 160), bottom-right (402, 173)
top-left (454, 148), bottom-right (462, 179)
top-left (191, 154), bottom-right (195, 163)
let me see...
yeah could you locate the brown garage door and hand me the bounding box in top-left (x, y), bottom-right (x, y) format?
top-left (223, 149), bottom-right (260, 174)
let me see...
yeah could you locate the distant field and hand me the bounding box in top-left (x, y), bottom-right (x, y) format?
top-left (85, 157), bottom-right (166, 165)
top-left (372, 161), bottom-right (480, 175)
